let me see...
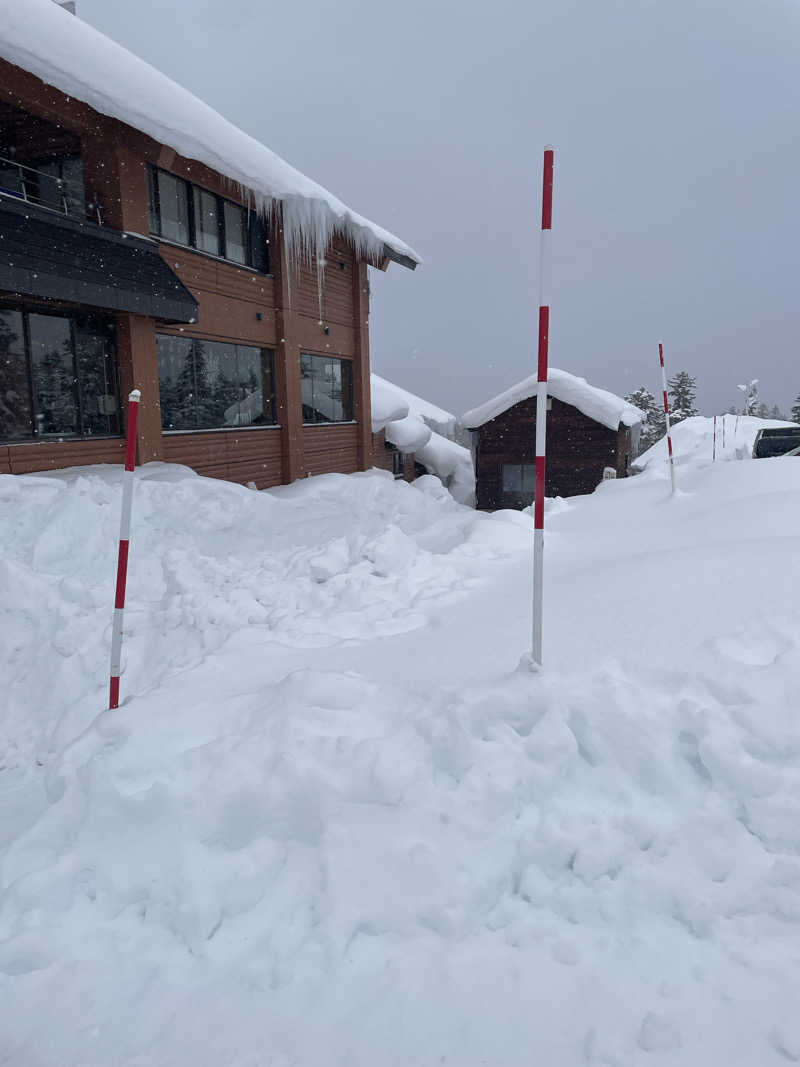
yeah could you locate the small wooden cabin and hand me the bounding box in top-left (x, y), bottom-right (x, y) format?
top-left (461, 369), bottom-right (641, 511)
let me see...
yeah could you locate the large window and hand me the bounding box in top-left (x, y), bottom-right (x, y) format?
top-left (0, 308), bottom-right (119, 442)
top-left (157, 335), bottom-right (277, 432)
top-left (501, 463), bottom-right (536, 509)
top-left (147, 167), bottom-right (269, 272)
top-left (301, 354), bottom-right (354, 424)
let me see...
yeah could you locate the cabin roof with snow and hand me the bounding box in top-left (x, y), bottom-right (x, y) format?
top-left (1, 0), bottom-right (420, 270)
top-left (461, 368), bottom-right (642, 432)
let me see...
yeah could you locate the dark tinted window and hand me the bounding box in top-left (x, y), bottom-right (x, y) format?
top-left (0, 310), bottom-right (29, 440)
top-left (147, 167), bottom-right (269, 272)
top-left (193, 186), bottom-right (221, 256)
top-left (301, 354), bottom-right (354, 424)
top-left (501, 463), bottom-right (536, 509)
top-left (223, 201), bottom-right (247, 263)
top-left (157, 335), bottom-right (276, 431)
top-left (155, 171), bottom-right (190, 245)
top-left (0, 309), bottom-right (119, 442)
top-left (29, 314), bottom-right (77, 436)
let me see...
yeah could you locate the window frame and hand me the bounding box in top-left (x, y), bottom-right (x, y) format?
top-left (0, 305), bottom-right (120, 444)
top-left (500, 462), bottom-right (536, 509)
top-left (147, 165), bottom-right (270, 274)
top-left (300, 353), bottom-right (355, 426)
top-left (157, 334), bottom-right (279, 435)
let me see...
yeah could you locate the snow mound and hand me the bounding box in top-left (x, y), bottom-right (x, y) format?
top-left (3, 455), bottom-right (800, 1064)
top-left (634, 414), bottom-right (797, 473)
top-left (0, 0), bottom-right (419, 268)
top-left (461, 367), bottom-right (643, 431)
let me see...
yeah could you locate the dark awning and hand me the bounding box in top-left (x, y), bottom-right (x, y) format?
top-left (0, 195), bottom-right (198, 323)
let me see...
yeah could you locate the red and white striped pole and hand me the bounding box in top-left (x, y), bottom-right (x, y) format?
top-left (713, 415), bottom-right (717, 462)
top-left (658, 342), bottom-right (677, 495)
top-left (109, 388), bottom-right (141, 710)
top-left (532, 146), bottom-right (554, 668)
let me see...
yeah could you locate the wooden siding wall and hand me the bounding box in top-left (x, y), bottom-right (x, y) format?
top-left (303, 425), bottom-right (359, 477)
top-left (1, 438), bottom-right (125, 476)
top-left (0, 58), bottom-right (380, 489)
top-left (162, 429), bottom-right (282, 488)
top-left (474, 396), bottom-right (625, 511)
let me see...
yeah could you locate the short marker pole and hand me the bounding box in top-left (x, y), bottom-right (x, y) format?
top-left (713, 415), bottom-right (717, 462)
top-left (722, 414), bottom-right (726, 449)
top-left (532, 146), bottom-right (554, 668)
top-left (109, 389), bottom-right (141, 710)
top-left (658, 342), bottom-right (677, 495)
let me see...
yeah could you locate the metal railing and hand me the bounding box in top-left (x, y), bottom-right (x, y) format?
top-left (0, 153), bottom-right (80, 216)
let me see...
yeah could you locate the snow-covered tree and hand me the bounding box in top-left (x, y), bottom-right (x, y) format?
top-left (667, 371), bottom-right (698, 424)
top-left (624, 386), bottom-right (663, 451)
top-left (737, 379), bottom-right (759, 416)
top-left (756, 402), bottom-right (770, 419)
top-left (791, 394), bottom-right (800, 424)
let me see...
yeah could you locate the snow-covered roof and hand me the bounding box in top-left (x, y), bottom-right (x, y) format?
top-left (371, 374), bottom-right (456, 438)
top-left (370, 373), bottom-right (475, 504)
top-left (461, 368), bottom-right (643, 432)
top-left (2, 0), bottom-right (420, 269)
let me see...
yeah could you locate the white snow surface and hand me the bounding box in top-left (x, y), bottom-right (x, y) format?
top-left (461, 367), bottom-right (643, 431)
top-left (2, 421), bottom-right (800, 1065)
top-left (0, 0), bottom-right (419, 267)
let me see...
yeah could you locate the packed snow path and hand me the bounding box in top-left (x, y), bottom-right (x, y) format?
top-left (1, 418), bottom-right (800, 1066)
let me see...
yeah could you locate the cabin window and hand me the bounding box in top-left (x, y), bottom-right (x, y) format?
top-left (501, 463), bottom-right (536, 509)
top-left (0, 307), bottom-right (120, 442)
top-left (157, 334), bottom-right (276, 432)
top-left (147, 166), bottom-right (269, 272)
top-left (300, 354), bottom-right (354, 424)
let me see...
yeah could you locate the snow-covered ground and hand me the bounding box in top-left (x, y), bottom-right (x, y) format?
top-left (2, 418), bottom-right (800, 1066)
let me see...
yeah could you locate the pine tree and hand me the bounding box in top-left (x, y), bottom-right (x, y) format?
top-left (791, 394), bottom-right (800, 425)
top-left (756, 402), bottom-right (770, 419)
top-left (667, 371), bottom-right (698, 424)
top-left (624, 386), bottom-right (663, 451)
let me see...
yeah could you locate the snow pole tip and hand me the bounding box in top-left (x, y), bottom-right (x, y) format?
top-left (128, 388), bottom-right (142, 403)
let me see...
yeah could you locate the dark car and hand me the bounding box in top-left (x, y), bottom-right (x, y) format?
top-left (752, 426), bottom-right (800, 458)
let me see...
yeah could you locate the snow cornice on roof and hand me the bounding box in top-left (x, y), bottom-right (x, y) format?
top-left (2, 0), bottom-right (421, 270)
top-left (461, 368), bottom-right (643, 432)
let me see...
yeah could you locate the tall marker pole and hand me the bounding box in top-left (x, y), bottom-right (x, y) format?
top-left (532, 146), bottom-right (554, 668)
top-left (713, 415), bottom-right (717, 462)
top-left (109, 389), bottom-right (141, 710)
top-left (658, 342), bottom-right (677, 495)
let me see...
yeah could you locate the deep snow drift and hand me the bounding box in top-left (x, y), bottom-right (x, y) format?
top-left (2, 422), bottom-right (800, 1066)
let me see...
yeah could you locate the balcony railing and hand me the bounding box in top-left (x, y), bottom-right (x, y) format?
top-left (0, 154), bottom-right (84, 217)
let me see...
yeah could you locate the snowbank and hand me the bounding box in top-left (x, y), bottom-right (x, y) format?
top-left (461, 367), bottom-right (642, 431)
top-left (0, 0), bottom-right (419, 268)
top-left (416, 431), bottom-right (476, 506)
top-left (3, 453), bottom-right (800, 1064)
top-left (634, 413), bottom-right (797, 472)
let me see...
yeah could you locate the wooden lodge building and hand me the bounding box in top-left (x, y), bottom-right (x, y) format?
top-left (0, 0), bottom-right (419, 486)
top-left (461, 369), bottom-right (642, 511)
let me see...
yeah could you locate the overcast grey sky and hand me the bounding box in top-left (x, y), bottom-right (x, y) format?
top-left (83, 0), bottom-right (800, 416)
